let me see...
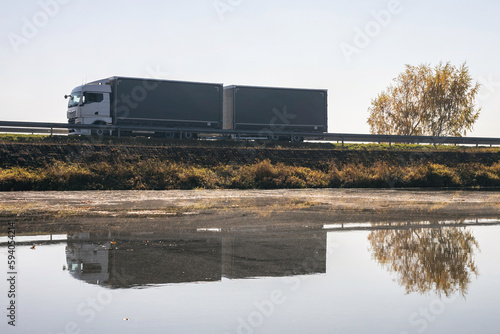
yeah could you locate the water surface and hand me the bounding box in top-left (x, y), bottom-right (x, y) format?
top-left (1, 220), bottom-right (499, 334)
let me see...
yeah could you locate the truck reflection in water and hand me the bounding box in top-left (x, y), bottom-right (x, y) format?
top-left (66, 231), bottom-right (327, 288)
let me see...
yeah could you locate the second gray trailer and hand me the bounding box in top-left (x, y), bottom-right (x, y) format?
top-left (223, 85), bottom-right (328, 140)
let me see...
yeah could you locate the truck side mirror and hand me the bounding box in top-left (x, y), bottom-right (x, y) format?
top-left (64, 95), bottom-right (71, 99)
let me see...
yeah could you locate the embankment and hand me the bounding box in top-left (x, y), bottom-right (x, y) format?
top-left (1, 139), bottom-right (500, 190)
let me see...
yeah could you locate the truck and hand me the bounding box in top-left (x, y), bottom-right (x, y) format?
top-left (65, 77), bottom-right (328, 141)
top-left (65, 231), bottom-right (326, 288)
top-left (223, 85), bottom-right (328, 141)
top-left (66, 76), bottom-right (224, 138)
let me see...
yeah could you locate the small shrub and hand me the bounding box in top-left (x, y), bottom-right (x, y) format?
top-left (423, 163), bottom-right (461, 187)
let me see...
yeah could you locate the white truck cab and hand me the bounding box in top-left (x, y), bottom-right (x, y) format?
top-left (65, 83), bottom-right (112, 135)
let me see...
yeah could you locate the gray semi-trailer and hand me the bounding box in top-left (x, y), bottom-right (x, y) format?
top-left (66, 77), bottom-right (223, 138)
top-left (223, 85), bottom-right (328, 141)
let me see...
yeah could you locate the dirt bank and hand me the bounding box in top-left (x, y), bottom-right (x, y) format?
top-left (2, 142), bottom-right (500, 169)
top-left (1, 189), bottom-right (500, 234)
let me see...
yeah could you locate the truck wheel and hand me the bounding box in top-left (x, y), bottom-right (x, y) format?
top-left (91, 128), bottom-right (106, 136)
top-left (91, 121), bottom-right (108, 136)
top-left (268, 135), bottom-right (280, 141)
top-left (165, 132), bottom-right (176, 139)
top-left (95, 129), bottom-right (104, 136)
top-left (291, 135), bottom-right (304, 143)
top-left (183, 132), bottom-right (196, 140)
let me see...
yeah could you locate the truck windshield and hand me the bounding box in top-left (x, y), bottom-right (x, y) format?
top-left (68, 91), bottom-right (82, 108)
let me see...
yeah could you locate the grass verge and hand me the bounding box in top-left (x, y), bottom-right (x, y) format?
top-left (2, 134), bottom-right (500, 151)
top-left (2, 159), bottom-right (500, 191)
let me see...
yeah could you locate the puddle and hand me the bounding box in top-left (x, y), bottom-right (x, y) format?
top-left (1, 220), bottom-right (499, 333)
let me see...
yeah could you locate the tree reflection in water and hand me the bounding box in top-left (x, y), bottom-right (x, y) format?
top-left (368, 224), bottom-right (479, 297)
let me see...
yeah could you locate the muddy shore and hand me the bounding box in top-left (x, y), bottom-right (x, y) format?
top-left (1, 189), bottom-right (500, 234)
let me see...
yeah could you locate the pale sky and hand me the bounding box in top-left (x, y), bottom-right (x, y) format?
top-left (1, 0), bottom-right (499, 136)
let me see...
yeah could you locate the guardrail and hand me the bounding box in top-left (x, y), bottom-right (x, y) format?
top-left (0, 126), bottom-right (68, 135)
top-left (1, 120), bottom-right (499, 146)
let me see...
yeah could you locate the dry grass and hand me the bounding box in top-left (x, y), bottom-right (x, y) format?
top-left (2, 157), bottom-right (500, 191)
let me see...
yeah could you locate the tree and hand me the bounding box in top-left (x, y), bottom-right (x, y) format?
top-left (368, 62), bottom-right (481, 137)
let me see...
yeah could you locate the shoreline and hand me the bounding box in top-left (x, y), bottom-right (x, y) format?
top-left (2, 189), bottom-right (500, 234)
